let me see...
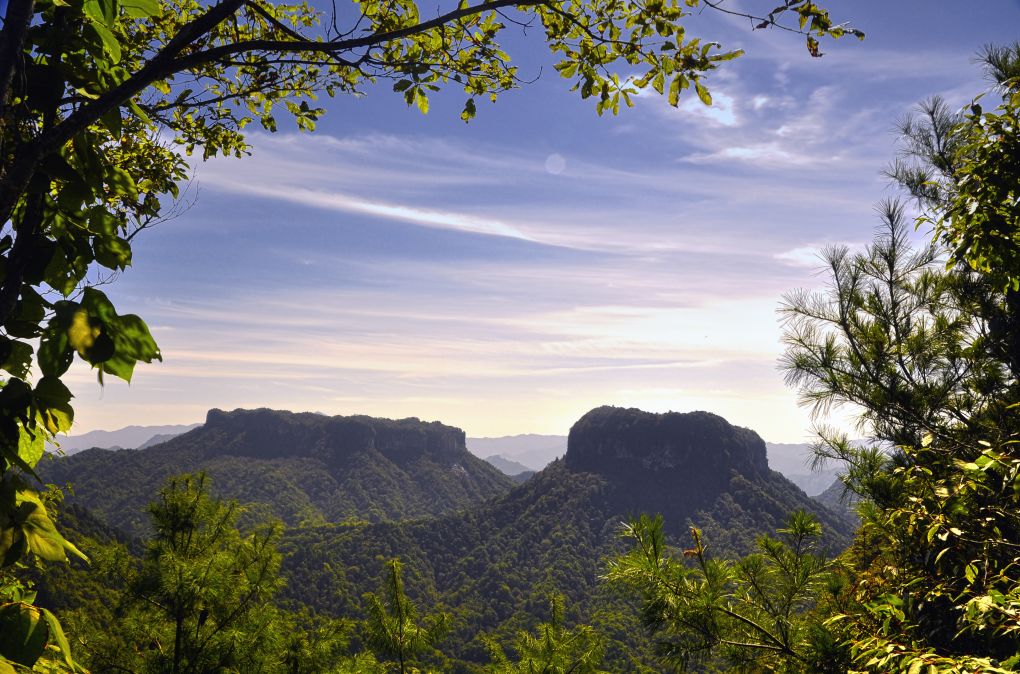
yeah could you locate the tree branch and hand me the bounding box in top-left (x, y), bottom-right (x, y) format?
top-left (0, 0), bottom-right (35, 119)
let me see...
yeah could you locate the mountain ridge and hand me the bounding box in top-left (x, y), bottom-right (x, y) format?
top-left (38, 408), bottom-right (513, 536)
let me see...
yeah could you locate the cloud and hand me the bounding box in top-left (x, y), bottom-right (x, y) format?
top-left (678, 89), bottom-right (739, 126)
top-left (202, 176), bottom-right (535, 242)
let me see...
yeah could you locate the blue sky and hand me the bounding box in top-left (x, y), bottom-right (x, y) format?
top-left (63, 0), bottom-right (1020, 442)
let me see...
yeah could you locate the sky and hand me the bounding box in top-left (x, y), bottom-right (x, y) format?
top-left (62, 0), bottom-right (1020, 442)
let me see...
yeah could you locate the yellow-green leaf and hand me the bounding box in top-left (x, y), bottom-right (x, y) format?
top-left (16, 427), bottom-right (44, 471)
top-left (695, 80), bottom-right (711, 105)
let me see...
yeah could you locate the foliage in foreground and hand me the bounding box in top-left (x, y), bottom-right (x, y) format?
top-left (362, 558), bottom-right (450, 674)
top-left (69, 473), bottom-right (285, 673)
top-left (830, 438), bottom-right (1020, 674)
top-left (484, 593), bottom-right (608, 674)
top-left (779, 217), bottom-right (1020, 673)
top-left (779, 46), bottom-right (1020, 671)
top-left (606, 511), bottom-right (843, 673)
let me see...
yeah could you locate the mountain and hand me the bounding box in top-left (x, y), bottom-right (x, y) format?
top-left (466, 434), bottom-right (567, 471)
top-left (482, 454), bottom-right (533, 476)
top-left (469, 435), bottom-right (842, 494)
top-left (38, 408), bottom-right (513, 537)
top-left (813, 477), bottom-right (859, 520)
top-left (53, 423), bottom-right (201, 454)
top-left (765, 441), bottom-right (840, 496)
top-left (280, 407), bottom-right (856, 670)
top-left (136, 432), bottom-right (186, 449)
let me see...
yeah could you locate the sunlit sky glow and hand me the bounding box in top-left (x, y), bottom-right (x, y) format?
top-left (64, 0), bottom-right (1020, 442)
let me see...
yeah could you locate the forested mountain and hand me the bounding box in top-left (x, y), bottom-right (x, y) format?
top-left (38, 408), bottom-right (513, 536)
top-left (34, 405), bottom-right (854, 671)
top-left (468, 434), bottom-right (843, 494)
top-left (278, 407), bottom-right (855, 670)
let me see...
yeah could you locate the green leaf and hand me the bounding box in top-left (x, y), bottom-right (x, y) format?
top-left (15, 491), bottom-right (88, 564)
top-left (93, 235), bottom-right (132, 269)
top-left (66, 309), bottom-right (100, 358)
top-left (460, 97), bottom-right (476, 122)
top-left (87, 206), bottom-right (119, 236)
top-left (106, 166), bottom-right (137, 200)
top-left (34, 377), bottom-right (74, 436)
top-left (98, 314), bottom-right (161, 383)
top-left (121, 0), bottom-right (158, 17)
top-left (4, 288), bottom-right (46, 339)
top-left (695, 80), bottom-right (711, 105)
top-left (0, 603), bottom-right (48, 667)
top-left (127, 99), bottom-right (152, 124)
top-left (85, 21), bottom-right (122, 63)
top-left (40, 609), bottom-right (78, 671)
top-left (81, 288), bottom-right (117, 323)
top-left (100, 108), bottom-right (122, 137)
top-left (82, 0), bottom-right (105, 23)
top-left (38, 315), bottom-right (74, 378)
top-left (16, 427), bottom-right (44, 470)
top-left (668, 74), bottom-right (681, 107)
top-left (0, 339), bottom-right (33, 379)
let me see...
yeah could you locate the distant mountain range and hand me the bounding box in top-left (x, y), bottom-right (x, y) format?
top-left (481, 454), bottom-right (532, 476)
top-left (53, 423), bottom-right (201, 454)
top-left (58, 423), bottom-right (841, 495)
top-left (466, 434), bottom-right (567, 471)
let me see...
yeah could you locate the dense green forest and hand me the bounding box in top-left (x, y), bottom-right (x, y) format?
top-left (37, 409), bottom-right (514, 535)
top-left (1, 0), bottom-right (1019, 670)
top-left (30, 406), bottom-right (854, 671)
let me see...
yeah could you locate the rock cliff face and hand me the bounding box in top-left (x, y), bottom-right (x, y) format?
top-left (557, 406), bottom-right (855, 549)
top-left (566, 406), bottom-right (769, 481)
top-left (202, 408), bottom-right (466, 466)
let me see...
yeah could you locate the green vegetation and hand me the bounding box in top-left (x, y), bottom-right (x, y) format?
top-left (363, 559), bottom-right (450, 674)
top-left (37, 409), bottom-right (514, 537)
top-left (606, 511), bottom-right (843, 673)
top-left (484, 594), bottom-right (608, 674)
top-left (69, 473), bottom-right (285, 672)
top-left (773, 48), bottom-right (1020, 674)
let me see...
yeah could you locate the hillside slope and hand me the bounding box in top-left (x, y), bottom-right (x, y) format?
top-left (39, 408), bottom-right (514, 536)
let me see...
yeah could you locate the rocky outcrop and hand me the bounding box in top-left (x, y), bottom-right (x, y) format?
top-left (566, 407), bottom-right (769, 499)
top-left (202, 408), bottom-right (465, 466)
top-left (562, 406), bottom-right (852, 549)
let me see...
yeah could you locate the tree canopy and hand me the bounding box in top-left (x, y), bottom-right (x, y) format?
top-left (776, 45), bottom-right (1020, 674)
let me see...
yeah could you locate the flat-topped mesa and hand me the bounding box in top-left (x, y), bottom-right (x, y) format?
top-left (565, 406), bottom-right (770, 488)
top-left (202, 408), bottom-right (466, 465)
